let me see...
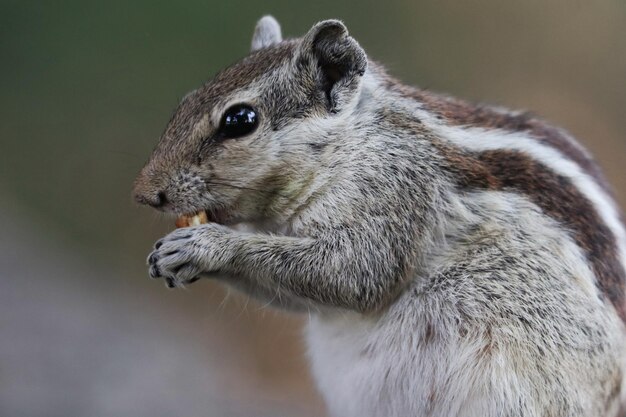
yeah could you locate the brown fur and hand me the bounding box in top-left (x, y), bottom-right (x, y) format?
top-left (432, 142), bottom-right (626, 323)
top-left (381, 73), bottom-right (614, 195)
top-left (158, 41), bottom-right (297, 152)
top-left (377, 73), bottom-right (625, 323)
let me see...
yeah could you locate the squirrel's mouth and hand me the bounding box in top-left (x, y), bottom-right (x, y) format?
top-left (174, 208), bottom-right (231, 228)
top-left (175, 211), bottom-right (208, 228)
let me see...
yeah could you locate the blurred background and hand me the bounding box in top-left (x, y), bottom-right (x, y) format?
top-left (1, 0), bottom-right (625, 416)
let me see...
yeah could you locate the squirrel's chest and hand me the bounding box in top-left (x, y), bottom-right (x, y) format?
top-left (304, 311), bottom-right (483, 417)
top-left (305, 314), bottom-right (403, 417)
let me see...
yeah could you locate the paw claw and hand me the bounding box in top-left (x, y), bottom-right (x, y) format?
top-left (148, 252), bottom-right (158, 265)
top-left (149, 264), bottom-right (160, 278)
top-left (184, 276), bottom-right (201, 285)
top-left (147, 224), bottom-right (224, 289)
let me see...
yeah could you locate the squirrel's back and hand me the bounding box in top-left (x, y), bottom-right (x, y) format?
top-left (303, 61), bottom-right (626, 416)
top-left (391, 79), bottom-right (626, 323)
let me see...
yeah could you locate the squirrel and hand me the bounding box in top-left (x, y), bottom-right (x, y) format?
top-left (133, 16), bottom-right (626, 417)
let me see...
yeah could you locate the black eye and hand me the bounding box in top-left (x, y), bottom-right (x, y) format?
top-left (218, 104), bottom-right (258, 139)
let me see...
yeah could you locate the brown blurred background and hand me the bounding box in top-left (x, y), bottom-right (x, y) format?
top-left (1, 1), bottom-right (624, 416)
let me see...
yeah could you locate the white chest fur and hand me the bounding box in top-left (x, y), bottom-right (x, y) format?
top-left (305, 307), bottom-right (499, 417)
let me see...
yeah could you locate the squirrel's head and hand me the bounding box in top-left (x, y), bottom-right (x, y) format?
top-left (133, 16), bottom-right (367, 224)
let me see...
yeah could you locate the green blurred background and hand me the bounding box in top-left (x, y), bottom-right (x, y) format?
top-left (1, 1), bottom-right (624, 416)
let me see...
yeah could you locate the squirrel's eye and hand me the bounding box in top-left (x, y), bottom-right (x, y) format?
top-left (218, 104), bottom-right (258, 139)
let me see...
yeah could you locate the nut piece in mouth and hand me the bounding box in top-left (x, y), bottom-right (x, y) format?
top-left (175, 211), bottom-right (209, 228)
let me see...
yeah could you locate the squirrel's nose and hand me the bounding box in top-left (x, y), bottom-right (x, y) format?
top-left (134, 189), bottom-right (168, 209)
top-left (133, 165), bottom-right (170, 209)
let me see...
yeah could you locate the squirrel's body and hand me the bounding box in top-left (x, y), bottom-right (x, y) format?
top-left (308, 192), bottom-right (624, 417)
top-left (134, 17), bottom-right (626, 416)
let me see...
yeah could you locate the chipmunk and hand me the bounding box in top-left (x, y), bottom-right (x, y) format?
top-left (133, 16), bottom-right (626, 417)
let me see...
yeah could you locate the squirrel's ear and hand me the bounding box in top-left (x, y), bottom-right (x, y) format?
top-left (251, 16), bottom-right (282, 51)
top-left (298, 20), bottom-right (367, 113)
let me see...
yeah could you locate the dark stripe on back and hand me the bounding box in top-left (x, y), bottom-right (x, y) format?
top-left (435, 141), bottom-right (626, 322)
top-left (375, 71), bottom-right (625, 321)
top-left (381, 73), bottom-right (613, 194)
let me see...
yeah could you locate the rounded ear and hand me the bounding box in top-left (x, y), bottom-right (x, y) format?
top-left (298, 20), bottom-right (367, 113)
top-left (251, 15), bottom-right (282, 51)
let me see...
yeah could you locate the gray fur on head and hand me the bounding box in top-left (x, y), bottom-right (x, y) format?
top-left (251, 15), bottom-right (282, 51)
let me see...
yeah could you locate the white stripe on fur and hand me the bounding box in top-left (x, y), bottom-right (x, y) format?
top-left (429, 124), bottom-right (626, 282)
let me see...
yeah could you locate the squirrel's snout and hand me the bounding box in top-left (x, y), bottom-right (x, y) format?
top-left (134, 189), bottom-right (168, 209)
top-left (133, 170), bottom-right (169, 209)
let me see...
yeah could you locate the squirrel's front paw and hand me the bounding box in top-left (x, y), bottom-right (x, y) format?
top-left (147, 224), bottom-right (231, 288)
